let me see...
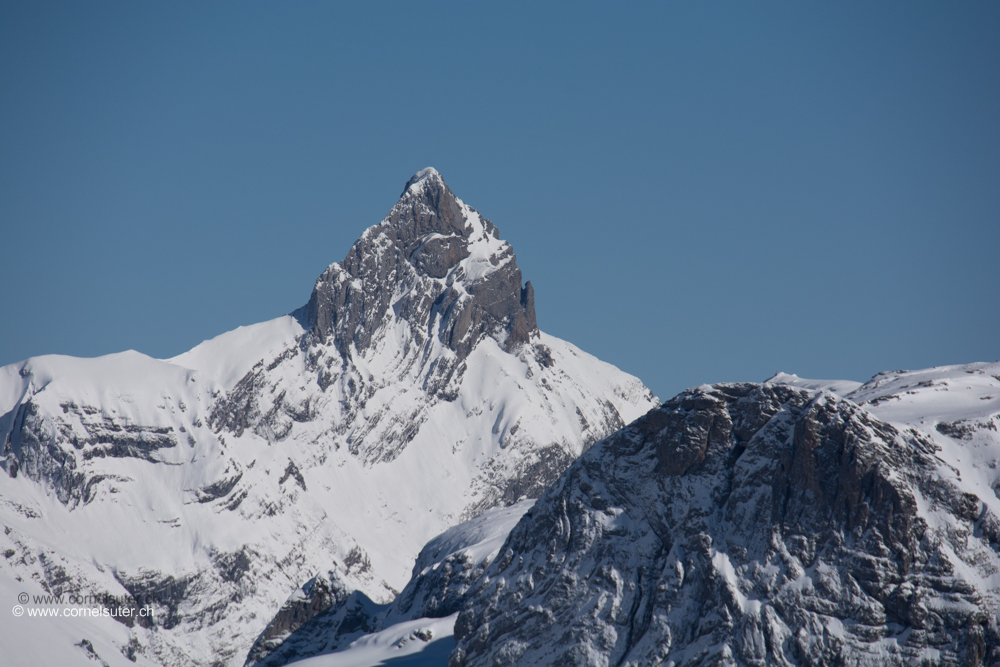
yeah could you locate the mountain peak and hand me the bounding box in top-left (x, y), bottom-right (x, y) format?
top-left (401, 166), bottom-right (444, 196)
top-left (389, 166), bottom-right (466, 238)
top-left (306, 170), bottom-right (538, 373)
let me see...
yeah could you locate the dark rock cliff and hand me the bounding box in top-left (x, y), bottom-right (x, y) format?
top-left (450, 383), bottom-right (1000, 666)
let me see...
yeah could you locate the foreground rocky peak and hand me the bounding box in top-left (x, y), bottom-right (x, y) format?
top-left (306, 167), bottom-right (536, 363)
top-left (451, 378), bottom-right (1000, 666)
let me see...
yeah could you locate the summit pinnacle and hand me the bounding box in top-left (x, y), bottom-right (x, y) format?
top-left (306, 168), bottom-right (537, 367)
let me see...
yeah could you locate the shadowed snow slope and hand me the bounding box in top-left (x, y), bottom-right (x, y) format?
top-left (246, 501), bottom-right (535, 667)
top-left (0, 169), bottom-right (657, 667)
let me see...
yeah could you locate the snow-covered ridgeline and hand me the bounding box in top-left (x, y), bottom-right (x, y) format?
top-left (0, 168), bottom-right (657, 667)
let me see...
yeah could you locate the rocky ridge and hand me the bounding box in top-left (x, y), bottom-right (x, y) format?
top-left (449, 364), bottom-right (1000, 666)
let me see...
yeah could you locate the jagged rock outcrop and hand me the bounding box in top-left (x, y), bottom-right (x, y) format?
top-left (451, 379), bottom-right (1000, 666)
top-left (244, 570), bottom-right (381, 667)
top-left (305, 167), bottom-right (536, 365)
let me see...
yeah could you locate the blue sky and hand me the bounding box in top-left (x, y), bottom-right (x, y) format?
top-left (1, 2), bottom-right (998, 399)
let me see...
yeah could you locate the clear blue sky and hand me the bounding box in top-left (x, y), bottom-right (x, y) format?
top-left (1, 2), bottom-right (998, 400)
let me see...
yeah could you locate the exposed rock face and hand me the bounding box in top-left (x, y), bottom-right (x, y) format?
top-left (451, 382), bottom-right (1000, 666)
top-left (305, 167), bottom-right (537, 365)
top-left (2, 399), bottom-right (179, 507)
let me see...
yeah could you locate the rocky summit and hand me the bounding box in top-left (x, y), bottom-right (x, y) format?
top-left (0, 169), bottom-right (656, 667)
top-left (305, 167), bottom-right (537, 366)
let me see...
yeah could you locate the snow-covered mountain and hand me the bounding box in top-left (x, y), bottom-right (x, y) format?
top-left (6, 167), bottom-right (993, 667)
top-left (448, 362), bottom-right (1000, 666)
top-left (0, 168), bottom-right (658, 667)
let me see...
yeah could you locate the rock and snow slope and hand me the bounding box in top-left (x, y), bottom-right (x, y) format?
top-left (247, 501), bottom-right (535, 667)
top-left (0, 168), bottom-right (657, 667)
top-left (450, 363), bottom-right (1000, 666)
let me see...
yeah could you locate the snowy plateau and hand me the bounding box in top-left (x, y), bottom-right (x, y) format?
top-left (0, 168), bottom-right (657, 667)
top-left (1, 170), bottom-right (998, 667)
